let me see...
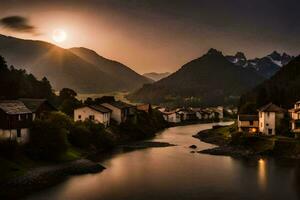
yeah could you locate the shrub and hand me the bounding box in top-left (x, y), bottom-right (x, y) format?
top-left (69, 123), bottom-right (92, 148)
top-left (26, 112), bottom-right (70, 160)
top-left (69, 120), bottom-right (115, 151)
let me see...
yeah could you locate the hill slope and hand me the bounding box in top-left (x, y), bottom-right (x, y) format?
top-left (128, 49), bottom-right (264, 106)
top-left (239, 55), bottom-right (300, 113)
top-left (69, 47), bottom-right (152, 89)
top-left (143, 72), bottom-right (171, 81)
top-left (0, 35), bottom-right (150, 93)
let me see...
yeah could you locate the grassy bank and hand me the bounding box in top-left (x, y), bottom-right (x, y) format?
top-left (194, 124), bottom-right (300, 158)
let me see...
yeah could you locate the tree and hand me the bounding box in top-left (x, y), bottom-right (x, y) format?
top-left (59, 88), bottom-right (77, 101)
top-left (58, 88), bottom-right (82, 116)
top-left (26, 112), bottom-right (71, 160)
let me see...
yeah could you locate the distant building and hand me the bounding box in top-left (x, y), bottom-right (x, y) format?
top-left (258, 103), bottom-right (286, 135)
top-left (177, 108), bottom-right (197, 121)
top-left (74, 105), bottom-right (112, 127)
top-left (289, 101), bottom-right (300, 133)
top-left (162, 111), bottom-right (181, 123)
top-left (237, 114), bottom-right (259, 133)
top-left (102, 101), bottom-right (135, 124)
top-left (0, 100), bottom-right (33, 143)
top-left (19, 98), bottom-right (57, 119)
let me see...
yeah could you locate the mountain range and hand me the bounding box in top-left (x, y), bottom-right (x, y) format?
top-left (143, 72), bottom-right (171, 81)
top-left (0, 34), bottom-right (151, 93)
top-left (239, 55), bottom-right (300, 113)
top-left (128, 49), bottom-right (265, 106)
top-left (226, 51), bottom-right (293, 78)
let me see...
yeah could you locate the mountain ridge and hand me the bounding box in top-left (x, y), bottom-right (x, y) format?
top-left (128, 48), bottom-right (264, 106)
top-left (0, 34), bottom-right (150, 93)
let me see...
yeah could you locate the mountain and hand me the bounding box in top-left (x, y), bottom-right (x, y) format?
top-left (239, 55), bottom-right (300, 113)
top-left (69, 47), bottom-right (152, 89)
top-left (128, 48), bottom-right (264, 106)
top-left (0, 34), bottom-right (150, 93)
top-left (226, 51), bottom-right (293, 78)
top-left (143, 72), bottom-right (171, 81)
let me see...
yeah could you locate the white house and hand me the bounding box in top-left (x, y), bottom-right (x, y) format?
top-left (74, 105), bottom-right (112, 127)
top-left (258, 103), bottom-right (286, 135)
top-left (102, 101), bottom-right (135, 124)
top-left (289, 101), bottom-right (300, 133)
top-left (0, 100), bottom-right (33, 143)
top-left (162, 111), bottom-right (181, 123)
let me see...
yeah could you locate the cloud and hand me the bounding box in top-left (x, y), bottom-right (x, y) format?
top-left (0, 16), bottom-right (36, 33)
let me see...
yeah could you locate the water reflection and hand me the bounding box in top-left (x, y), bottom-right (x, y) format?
top-left (258, 158), bottom-right (267, 190)
top-left (27, 122), bottom-right (299, 200)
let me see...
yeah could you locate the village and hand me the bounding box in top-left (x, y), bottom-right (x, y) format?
top-left (2, 96), bottom-right (300, 144)
top-left (0, 96), bottom-right (231, 144)
top-left (238, 101), bottom-right (300, 137)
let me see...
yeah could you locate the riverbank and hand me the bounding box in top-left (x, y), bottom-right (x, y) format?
top-left (194, 124), bottom-right (300, 159)
top-left (0, 159), bottom-right (104, 199)
top-left (0, 139), bottom-right (175, 199)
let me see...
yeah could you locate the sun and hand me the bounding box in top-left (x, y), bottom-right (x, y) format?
top-left (52, 29), bottom-right (67, 43)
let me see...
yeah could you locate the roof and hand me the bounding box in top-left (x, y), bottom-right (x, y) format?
top-left (88, 105), bottom-right (112, 113)
top-left (19, 98), bottom-right (56, 112)
top-left (258, 103), bottom-right (286, 113)
top-left (0, 100), bottom-right (32, 115)
top-left (238, 114), bottom-right (259, 121)
top-left (289, 108), bottom-right (300, 113)
top-left (104, 101), bottom-right (134, 109)
top-left (162, 111), bottom-right (178, 115)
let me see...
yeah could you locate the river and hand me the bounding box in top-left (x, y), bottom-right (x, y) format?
top-left (27, 122), bottom-right (300, 200)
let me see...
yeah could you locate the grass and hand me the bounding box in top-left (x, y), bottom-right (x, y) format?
top-left (58, 146), bottom-right (82, 162)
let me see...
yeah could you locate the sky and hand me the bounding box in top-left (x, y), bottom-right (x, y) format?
top-left (0, 0), bottom-right (299, 74)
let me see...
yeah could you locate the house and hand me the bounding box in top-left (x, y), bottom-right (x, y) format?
top-left (258, 103), bottom-right (286, 135)
top-left (19, 98), bottom-right (57, 119)
top-left (237, 114), bottom-right (259, 133)
top-left (177, 108), bottom-right (197, 121)
top-left (212, 106), bottom-right (224, 119)
top-left (74, 105), bottom-right (112, 127)
top-left (190, 108), bottom-right (202, 120)
top-left (0, 100), bottom-right (33, 143)
top-left (289, 101), bottom-right (300, 133)
top-left (162, 111), bottom-right (181, 123)
top-left (102, 101), bottom-right (135, 124)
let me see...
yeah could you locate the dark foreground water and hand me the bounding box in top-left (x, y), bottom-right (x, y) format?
top-left (27, 122), bottom-right (300, 200)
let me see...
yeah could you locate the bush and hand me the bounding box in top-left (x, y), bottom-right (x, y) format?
top-left (69, 124), bottom-right (92, 148)
top-left (69, 120), bottom-right (115, 151)
top-left (26, 112), bottom-right (70, 160)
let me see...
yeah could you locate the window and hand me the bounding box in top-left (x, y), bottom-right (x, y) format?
top-left (266, 123), bottom-right (269, 126)
top-left (78, 115), bottom-right (82, 119)
top-left (268, 129), bottom-right (272, 135)
top-left (267, 112), bottom-right (270, 117)
top-left (89, 115), bottom-right (95, 120)
top-left (17, 129), bottom-right (21, 138)
top-left (250, 121), bottom-right (254, 126)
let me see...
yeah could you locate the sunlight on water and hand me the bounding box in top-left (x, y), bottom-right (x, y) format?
top-left (27, 122), bottom-right (298, 200)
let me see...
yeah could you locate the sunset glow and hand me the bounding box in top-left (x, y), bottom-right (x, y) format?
top-left (52, 29), bottom-right (67, 43)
